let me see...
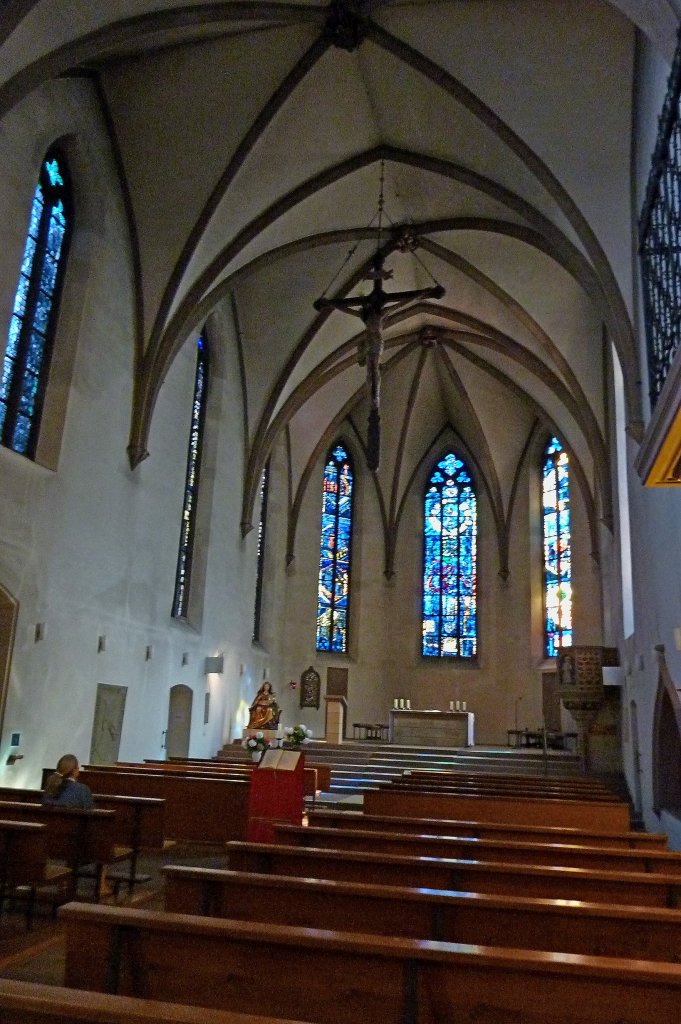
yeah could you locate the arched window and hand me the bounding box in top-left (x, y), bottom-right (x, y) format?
top-left (422, 452), bottom-right (477, 658)
top-left (316, 442), bottom-right (353, 652)
top-left (1, 149), bottom-right (72, 457)
top-left (172, 335), bottom-right (209, 619)
top-left (543, 436), bottom-right (572, 657)
top-left (252, 461), bottom-right (269, 643)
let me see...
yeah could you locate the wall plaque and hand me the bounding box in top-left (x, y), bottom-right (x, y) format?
top-left (300, 665), bottom-right (321, 709)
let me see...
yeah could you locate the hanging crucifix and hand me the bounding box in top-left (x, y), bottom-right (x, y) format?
top-left (313, 163), bottom-right (444, 472)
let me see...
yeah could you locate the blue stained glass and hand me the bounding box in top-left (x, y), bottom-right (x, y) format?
top-left (28, 187), bottom-right (44, 238)
top-left (13, 275), bottom-right (30, 319)
top-left (172, 337), bottom-right (208, 619)
top-left (11, 414), bottom-right (30, 453)
top-left (2, 150), bottom-right (71, 457)
top-left (422, 452), bottom-right (477, 658)
top-left (1, 358), bottom-right (13, 399)
top-left (21, 236), bottom-right (37, 278)
top-left (543, 437), bottom-right (572, 657)
top-left (40, 254), bottom-right (58, 296)
top-left (316, 443), bottom-right (354, 652)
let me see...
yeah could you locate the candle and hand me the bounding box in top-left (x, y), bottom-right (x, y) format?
top-left (455, 700), bottom-right (460, 711)
top-left (399, 698), bottom-right (405, 709)
top-left (462, 700), bottom-right (467, 711)
top-left (406, 699), bottom-right (411, 710)
top-left (449, 700), bottom-right (454, 712)
top-left (394, 698), bottom-right (399, 709)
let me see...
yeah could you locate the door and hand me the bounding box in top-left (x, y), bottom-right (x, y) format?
top-left (166, 684), bottom-right (193, 759)
top-left (541, 671), bottom-right (562, 731)
top-left (0, 586), bottom-right (18, 746)
top-left (89, 683), bottom-right (127, 763)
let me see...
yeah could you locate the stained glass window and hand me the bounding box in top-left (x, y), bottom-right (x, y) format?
top-left (172, 336), bottom-right (208, 619)
top-left (252, 461), bottom-right (269, 643)
top-left (422, 452), bottom-right (477, 658)
top-left (1, 150), bottom-right (72, 457)
top-left (543, 436), bottom-right (572, 657)
top-left (316, 443), bottom-right (353, 652)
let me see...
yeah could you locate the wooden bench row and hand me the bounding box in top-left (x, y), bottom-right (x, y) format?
top-left (400, 767), bottom-right (617, 795)
top-left (1, 787), bottom-right (165, 895)
top-left (0, 978), bottom-right (303, 1024)
top-left (363, 786), bottom-right (632, 830)
top-left (226, 839), bottom-right (681, 906)
top-left (58, 900), bottom-right (681, 1024)
top-left (308, 808), bottom-right (668, 848)
top-left (273, 822), bottom-right (681, 874)
top-left (162, 862), bottom-right (681, 962)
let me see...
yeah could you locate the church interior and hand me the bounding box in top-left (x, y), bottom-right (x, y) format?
top-left (3, 0), bottom-right (681, 1018)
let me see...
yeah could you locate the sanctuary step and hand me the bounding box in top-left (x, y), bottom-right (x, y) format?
top-left (221, 740), bottom-right (593, 800)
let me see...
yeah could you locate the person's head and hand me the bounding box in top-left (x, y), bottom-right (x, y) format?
top-left (261, 682), bottom-right (272, 695)
top-left (56, 754), bottom-right (80, 779)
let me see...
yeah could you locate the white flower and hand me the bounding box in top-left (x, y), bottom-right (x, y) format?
top-left (256, 731), bottom-right (264, 739)
top-left (247, 738), bottom-right (257, 748)
top-left (284, 726), bottom-right (293, 735)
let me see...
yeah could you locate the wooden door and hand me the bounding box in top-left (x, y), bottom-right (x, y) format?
top-left (89, 683), bottom-right (127, 763)
top-left (166, 684), bottom-right (193, 759)
top-left (0, 586), bottom-right (18, 746)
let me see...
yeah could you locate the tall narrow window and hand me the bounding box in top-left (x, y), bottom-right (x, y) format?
top-left (422, 452), bottom-right (477, 658)
top-left (316, 443), bottom-right (353, 652)
top-left (172, 336), bottom-right (208, 619)
top-left (252, 461), bottom-right (269, 643)
top-left (1, 149), bottom-right (72, 457)
top-left (543, 436), bottom-right (572, 657)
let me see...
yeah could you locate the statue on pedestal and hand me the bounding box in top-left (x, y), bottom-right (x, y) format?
top-left (247, 681), bottom-right (281, 731)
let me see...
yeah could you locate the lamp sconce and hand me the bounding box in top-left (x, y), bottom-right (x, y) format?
top-left (6, 753), bottom-right (23, 766)
top-left (205, 655), bottom-right (224, 675)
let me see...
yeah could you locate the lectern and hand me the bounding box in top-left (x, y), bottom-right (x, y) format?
top-left (324, 695), bottom-right (347, 743)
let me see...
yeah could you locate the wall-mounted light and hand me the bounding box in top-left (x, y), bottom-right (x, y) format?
top-left (204, 655), bottom-right (224, 675)
top-left (97, 635), bottom-right (106, 653)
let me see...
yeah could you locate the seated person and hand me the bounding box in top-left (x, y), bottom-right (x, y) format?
top-left (42, 754), bottom-right (94, 809)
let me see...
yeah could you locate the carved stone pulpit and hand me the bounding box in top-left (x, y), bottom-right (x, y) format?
top-left (557, 645), bottom-right (619, 771)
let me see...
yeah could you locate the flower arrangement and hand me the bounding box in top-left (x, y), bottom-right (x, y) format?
top-left (242, 731), bottom-right (273, 753)
top-left (284, 723), bottom-right (313, 747)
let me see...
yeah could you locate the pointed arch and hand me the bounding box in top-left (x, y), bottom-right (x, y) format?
top-left (316, 440), bottom-right (354, 653)
top-left (422, 451), bottom-right (477, 658)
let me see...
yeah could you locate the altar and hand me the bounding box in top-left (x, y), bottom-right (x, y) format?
top-left (389, 708), bottom-right (475, 747)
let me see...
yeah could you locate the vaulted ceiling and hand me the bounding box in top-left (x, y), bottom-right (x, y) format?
top-left (1, 0), bottom-right (676, 562)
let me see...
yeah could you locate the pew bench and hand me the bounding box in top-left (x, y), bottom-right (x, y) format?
top-left (307, 809), bottom-right (668, 849)
top-left (0, 801), bottom-right (124, 902)
top-left (363, 786), bottom-right (632, 830)
top-left (226, 839), bottom-right (681, 907)
top-left (78, 769), bottom-right (250, 844)
top-left (6, 786), bottom-right (165, 895)
top-left (0, 978), bottom-right (305, 1024)
top-left (162, 863), bottom-right (681, 962)
top-left (273, 822), bottom-right (681, 874)
top-left (59, 901), bottom-right (681, 1024)
top-left (0, 819), bottom-right (70, 928)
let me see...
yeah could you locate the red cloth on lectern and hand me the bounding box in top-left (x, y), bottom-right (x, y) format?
top-left (246, 750), bottom-right (305, 842)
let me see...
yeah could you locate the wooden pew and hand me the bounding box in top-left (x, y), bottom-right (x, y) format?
top-left (162, 863), bottom-right (681, 962)
top-left (226, 839), bottom-right (681, 907)
top-left (0, 978), bottom-right (306, 1024)
top-left (154, 757), bottom-right (333, 794)
top-left (9, 785), bottom-right (165, 894)
top-left (117, 759), bottom-right (330, 796)
top-left (308, 809), bottom-right (668, 849)
top-left (0, 801), bottom-right (122, 901)
top-left (272, 822), bottom-right (681, 875)
top-left (59, 902), bottom-right (681, 1024)
top-left (382, 779), bottom-right (622, 802)
top-left (0, 819), bottom-right (70, 927)
top-left (402, 768), bottom-right (615, 792)
top-left (78, 769), bottom-right (250, 844)
top-left (363, 786), bottom-right (631, 830)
